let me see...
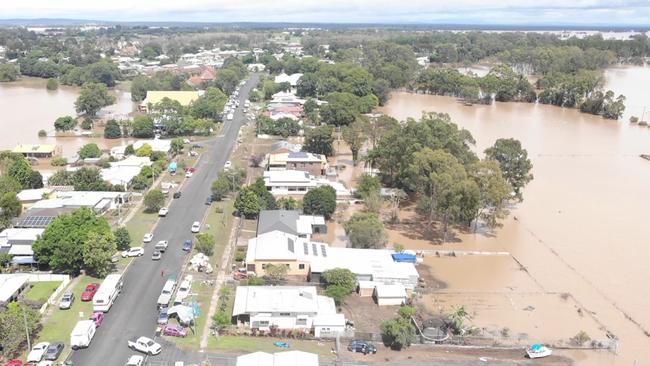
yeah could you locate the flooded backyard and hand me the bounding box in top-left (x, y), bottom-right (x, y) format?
top-left (380, 66), bottom-right (650, 365)
top-left (0, 77), bottom-right (135, 159)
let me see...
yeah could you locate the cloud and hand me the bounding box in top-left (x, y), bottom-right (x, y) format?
top-left (1, 0), bottom-right (649, 25)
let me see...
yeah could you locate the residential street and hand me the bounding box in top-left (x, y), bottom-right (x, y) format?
top-left (70, 73), bottom-right (260, 366)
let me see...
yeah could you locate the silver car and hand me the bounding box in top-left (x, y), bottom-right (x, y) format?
top-left (59, 291), bottom-right (75, 310)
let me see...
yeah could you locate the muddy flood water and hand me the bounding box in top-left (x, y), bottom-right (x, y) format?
top-left (381, 66), bottom-right (650, 365)
top-left (0, 78), bottom-right (134, 159)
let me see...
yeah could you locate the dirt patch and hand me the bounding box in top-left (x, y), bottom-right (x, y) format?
top-left (340, 295), bottom-right (401, 334)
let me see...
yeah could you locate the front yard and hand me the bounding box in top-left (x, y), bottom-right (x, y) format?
top-left (24, 281), bottom-right (61, 303)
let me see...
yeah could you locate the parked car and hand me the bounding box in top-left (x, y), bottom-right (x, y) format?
top-left (163, 324), bottom-right (187, 337)
top-left (27, 342), bottom-right (50, 362)
top-left (152, 250), bottom-right (162, 261)
top-left (154, 240), bottom-right (168, 252)
top-left (70, 320), bottom-right (96, 350)
top-left (81, 283), bottom-right (100, 301)
top-left (127, 337), bottom-right (162, 355)
top-left (43, 342), bottom-right (64, 361)
top-left (157, 307), bottom-right (169, 325)
top-left (186, 167), bottom-right (197, 173)
top-left (125, 355), bottom-right (144, 366)
top-left (182, 239), bottom-right (192, 252)
top-left (224, 160), bottom-right (232, 169)
top-left (4, 360), bottom-right (22, 366)
top-left (143, 233), bottom-right (154, 243)
top-left (185, 171), bottom-right (193, 178)
top-left (59, 292), bottom-right (74, 310)
top-left (173, 191), bottom-right (182, 199)
top-left (90, 312), bottom-right (105, 327)
top-left (205, 196), bottom-right (213, 205)
top-left (191, 221), bottom-right (200, 233)
top-left (122, 247), bottom-right (144, 258)
top-left (348, 340), bottom-right (377, 355)
top-left (111, 253), bottom-right (121, 263)
top-left (158, 207), bottom-right (168, 217)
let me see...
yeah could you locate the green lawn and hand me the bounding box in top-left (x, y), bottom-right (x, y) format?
top-left (203, 200), bottom-right (236, 268)
top-left (37, 275), bottom-right (102, 345)
top-left (25, 281), bottom-right (61, 303)
top-left (207, 336), bottom-right (334, 358)
top-left (126, 209), bottom-right (158, 245)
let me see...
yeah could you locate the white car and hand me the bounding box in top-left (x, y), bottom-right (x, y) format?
top-left (154, 240), bottom-right (169, 252)
top-left (27, 342), bottom-right (50, 362)
top-left (143, 233), bottom-right (154, 243)
top-left (126, 355), bottom-right (144, 366)
top-left (38, 361), bottom-right (54, 366)
top-left (128, 336), bottom-right (162, 355)
top-left (122, 247), bottom-right (145, 258)
top-left (185, 171), bottom-right (193, 178)
top-left (191, 221), bottom-right (201, 233)
top-left (224, 161), bottom-right (232, 169)
top-left (158, 207), bottom-right (168, 217)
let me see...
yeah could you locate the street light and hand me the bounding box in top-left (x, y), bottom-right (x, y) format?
top-left (22, 304), bottom-right (31, 351)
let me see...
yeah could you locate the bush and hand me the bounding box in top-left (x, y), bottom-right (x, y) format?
top-left (325, 284), bottom-right (350, 305)
top-left (78, 143), bottom-right (102, 159)
top-left (104, 120), bottom-right (122, 139)
top-left (322, 268), bottom-right (357, 293)
top-left (38, 129), bottom-right (47, 137)
top-left (81, 117), bottom-right (93, 130)
top-left (143, 189), bottom-right (165, 212)
top-left (195, 232), bottom-right (215, 256)
top-left (380, 316), bottom-right (416, 350)
top-left (303, 186), bottom-right (336, 219)
top-left (50, 157), bottom-right (68, 166)
top-left (114, 227), bottom-right (131, 251)
top-left (46, 78), bottom-right (59, 90)
top-left (54, 116), bottom-right (76, 131)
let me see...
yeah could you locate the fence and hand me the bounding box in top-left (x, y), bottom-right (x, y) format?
top-left (26, 273), bottom-right (71, 314)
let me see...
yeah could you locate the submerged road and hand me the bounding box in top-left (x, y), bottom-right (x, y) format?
top-left (71, 73), bottom-right (260, 366)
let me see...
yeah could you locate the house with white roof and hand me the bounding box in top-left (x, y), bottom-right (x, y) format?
top-left (268, 151), bottom-right (328, 177)
top-left (263, 170), bottom-right (351, 199)
top-left (0, 228), bottom-right (44, 258)
top-left (17, 188), bottom-right (53, 207)
top-left (101, 156), bottom-right (152, 188)
top-left (245, 231), bottom-right (419, 290)
top-left (236, 351), bottom-right (318, 366)
top-left (274, 73), bottom-right (303, 87)
top-left (232, 286), bottom-right (345, 337)
top-left (133, 139), bottom-right (172, 153)
top-left (374, 284), bottom-right (407, 306)
top-left (0, 274), bottom-right (30, 303)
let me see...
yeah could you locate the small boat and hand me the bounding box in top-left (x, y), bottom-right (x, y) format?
top-left (526, 343), bottom-right (552, 359)
top-left (640, 154), bottom-right (650, 161)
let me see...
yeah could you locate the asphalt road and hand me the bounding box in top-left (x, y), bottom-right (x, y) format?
top-left (71, 73), bottom-right (260, 366)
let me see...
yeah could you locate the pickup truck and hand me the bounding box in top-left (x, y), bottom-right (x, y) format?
top-left (154, 240), bottom-right (168, 252)
top-left (127, 336), bottom-right (162, 355)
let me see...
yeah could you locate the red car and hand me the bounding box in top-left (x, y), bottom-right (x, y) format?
top-left (81, 283), bottom-right (100, 301)
top-left (184, 167), bottom-right (197, 173)
top-left (4, 360), bottom-right (22, 366)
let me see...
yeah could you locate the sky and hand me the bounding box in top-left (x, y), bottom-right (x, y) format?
top-left (1, 0), bottom-right (649, 26)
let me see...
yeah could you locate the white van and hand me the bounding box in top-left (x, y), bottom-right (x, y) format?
top-left (70, 320), bottom-right (97, 350)
top-left (226, 113), bottom-right (234, 121)
top-left (157, 277), bottom-right (177, 309)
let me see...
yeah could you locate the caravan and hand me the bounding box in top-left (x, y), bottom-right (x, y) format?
top-left (93, 274), bottom-right (124, 312)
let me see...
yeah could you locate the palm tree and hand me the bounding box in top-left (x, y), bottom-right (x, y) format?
top-left (448, 305), bottom-right (469, 335)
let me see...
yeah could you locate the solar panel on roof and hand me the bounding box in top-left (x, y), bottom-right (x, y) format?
top-left (312, 243), bottom-right (318, 256)
top-left (321, 244), bottom-right (327, 257)
top-left (17, 216), bottom-right (54, 228)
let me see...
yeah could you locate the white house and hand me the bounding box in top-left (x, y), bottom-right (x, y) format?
top-left (245, 231), bottom-right (420, 290)
top-left (257, 210), bottom-right (326, 240)
top-left (101, 156), bottom-right (152, 187)
top-left (236, 351), bottom-right (318, 366)
top-left (28, 191), bottom-right (129, 214)
top-left (274, 73), bottom-right (303, 87)
top-left (17, 188), bottom-right (52, 207)
top-left (232, 286), bottom-right (345, 337)
top-left (374, 284), bottom-right (407, 306)
top-left (0, 274), bottom-right (30, 303)
top-left (263, 170), bottom-right (351, 199)
top-left (0, 228), bottom-right (44, 257)
top-left (247, 63), bottom-right (266, 72)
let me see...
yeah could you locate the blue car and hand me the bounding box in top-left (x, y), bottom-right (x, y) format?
top-left (182, 240), bottom-right (192, 251)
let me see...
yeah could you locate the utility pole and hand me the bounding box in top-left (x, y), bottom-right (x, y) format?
top-left (22, 305), bottom-right (31, 351)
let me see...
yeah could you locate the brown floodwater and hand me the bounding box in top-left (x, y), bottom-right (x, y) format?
top-left (381, 66), bottom-right (650, 365)
top-left (0, 77), bottom-right (134, 159)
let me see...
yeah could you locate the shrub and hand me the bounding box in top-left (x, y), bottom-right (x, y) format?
top-left (143, 189), bottom-right (165, 212)
top-left (38, 129), bottom-right (47, 137)
top-left (50, 157), bottom-right (68, 166)
top-left (46, 78), bottom-right (59, 90)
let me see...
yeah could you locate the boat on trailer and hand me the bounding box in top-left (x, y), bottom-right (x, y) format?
top-left (526, 343), bottom-right (552, 359)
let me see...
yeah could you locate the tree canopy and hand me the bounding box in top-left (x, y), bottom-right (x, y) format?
top-left (303, 186), bottom-right (337, 219)
top-left (75, 82), bottom-right (116, 116)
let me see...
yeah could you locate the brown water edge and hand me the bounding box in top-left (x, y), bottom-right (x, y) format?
top-left (380, 85), bottom-right (650, 364)
top-left (0, 77), bottom-right (135, 158)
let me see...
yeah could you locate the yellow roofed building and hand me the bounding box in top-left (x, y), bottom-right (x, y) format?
top-left (139, 91), bottom-right (202, 113)
top-left (12, 144), bottom-right (58, 158)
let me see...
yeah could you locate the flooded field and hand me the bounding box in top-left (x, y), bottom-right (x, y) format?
top-left (381, 66), bottom-right (650, 365)
top-left (0, 77), bottom-right (134, 159)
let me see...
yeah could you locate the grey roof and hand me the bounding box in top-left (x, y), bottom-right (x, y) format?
top-left (270, 141), bottom-right (300, 153)
top-left (257, 210), bottom-right (300, 236)
top-left (288, 151), bottom-right (309, 159)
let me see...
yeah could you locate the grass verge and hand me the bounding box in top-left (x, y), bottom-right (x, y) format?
top-left (163, 283), bottom-right (213, 348)
top-left (37, 275), bottom-right (101, 345)
top-left (207, 336), bottom-right (334, 358)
